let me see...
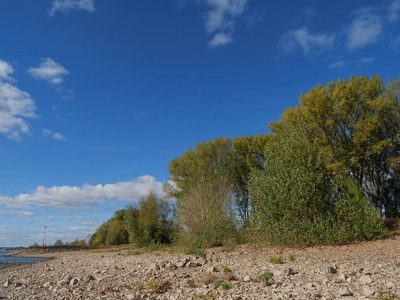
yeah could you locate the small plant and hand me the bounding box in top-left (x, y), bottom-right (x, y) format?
top-left (184, 243), bottom-right (206, 258)
top-left (203, 273), bottom-right (219, 286)
top-left (223, 267), bottom-right (232, 273)
top-left (128, 249), bottom-right (142, 255)
top-left (215, 282), bottom-right (233, 290)
top-left (259, 272), bottom-right (274, 286)
top-left (288, 253), bottom-right (295, 261)
top-left (270, 256), bottom-right (284, 264)
top-left (139, 278), bottom-right (172, 294)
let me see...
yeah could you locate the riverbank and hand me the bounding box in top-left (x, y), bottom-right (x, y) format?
top-left (1, 236), bottom-right (400, 299)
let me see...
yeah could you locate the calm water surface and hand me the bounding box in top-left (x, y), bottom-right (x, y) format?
top-left (0, 250), bottom-right (48, 268)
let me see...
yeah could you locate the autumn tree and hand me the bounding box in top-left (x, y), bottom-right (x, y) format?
top-left (269, 75), bottom-right (400, 217)
top-left (165, 135), bottom-right (270, 223)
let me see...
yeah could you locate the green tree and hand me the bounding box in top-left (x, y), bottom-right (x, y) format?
top-left (269, 75), bottom-right (400, 217)
top-left (54, 239), bottom-right (64, 246)
top-left (105, 219), bottom-right (129, 245)
top-left (165, 135), bottom-right (270, 223)
top-left (249, 121), bottom-right (388, 246)
top-left (131, 191), bottom-right (174, 247)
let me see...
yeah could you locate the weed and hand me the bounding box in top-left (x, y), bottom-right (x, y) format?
top-left (137, 278), bottom-right (172, 294)
top-left (223, 267), bottom-right (232, 273)
top-left (269, 256), bottom-right (284, 264)
top-left (288, 253), bottom-right (294, 261)
top-left (187, 279), bottom-right (197, 288)
top-left (184, 244), bottom-right (206, 258)
top-left (215, 282), bottom-right (233, 290)
top-left (203, 274), bottom-right (219, 286)
top-left (259, 272), bottom-right (274, 286)
top-left (128, 249), bottom-right (142, 255)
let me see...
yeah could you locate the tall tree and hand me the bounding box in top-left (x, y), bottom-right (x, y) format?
top-left (269, 75), bottom-right (400, 217)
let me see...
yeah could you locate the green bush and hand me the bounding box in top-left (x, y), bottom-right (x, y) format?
top-left (249, 122), bottom-right (389, 246)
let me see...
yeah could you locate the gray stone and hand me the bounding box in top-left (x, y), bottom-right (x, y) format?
top-left (359, 275), bottom-right (372, 284)
top-left (339, 287), bottom-right (352, 297)
top-left (243, 276), bottom-right (252, 282)
top-left (43, 281), bottom-right (53, 288)
top-left (362, 286), bottom-right (375, 296)
top-left (3, 279), bottom-right (12, 288)
top-left (208, 266), bottom-right (218, 273)
top-left (70, 278), bottom-right (79, 287)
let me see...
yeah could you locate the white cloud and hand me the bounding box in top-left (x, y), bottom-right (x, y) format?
top-left (1, 175), bottom-right (166, 210)
top-left (279, 28), bottom-right (335, 56)
top-left (346, 9), bottom-right (382, 50)
top-left (0, 60), bottom-right (14, 81)
top-left (28, 58), bottom-right (69, 85)
top-left (203, 0), bottom-right (247, 47)
top-left (50, 0), bottom-right (95, 16)
top-left (42, 128), bottom-right (67, 141)
top-left (329, 60), bottom-right (347, 70)
top-left (358, 57), bottom-right (375, 64)
top-left (209, 32), bottom-right (233, 47)
top-left (388, 0), bottom-right (400, 22)
top-left (0, 209), bottom-right (34, 218)
top-left (0, 81), bottom-right (38, 140)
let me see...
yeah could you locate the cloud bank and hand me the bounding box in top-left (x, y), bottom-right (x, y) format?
top-left (0, 175), bottom-right (166, 211)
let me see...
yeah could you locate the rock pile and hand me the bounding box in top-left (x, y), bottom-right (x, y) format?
top-left (0, 237), bottom-right (399, 299)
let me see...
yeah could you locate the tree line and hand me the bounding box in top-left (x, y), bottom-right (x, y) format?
top-left (90, 75), bottom-right (399, 248)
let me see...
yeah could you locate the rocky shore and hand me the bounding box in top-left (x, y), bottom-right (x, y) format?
top-left (1, 237), bottom-right (399, 300)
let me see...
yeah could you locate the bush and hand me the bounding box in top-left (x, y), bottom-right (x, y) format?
top-left (177, 175), bottom-right (238, 248)
top-left (249, 122), bottom-right (389, 246)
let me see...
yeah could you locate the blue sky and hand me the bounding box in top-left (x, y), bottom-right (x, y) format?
top-left (1, 0), bottom-right (400, 247)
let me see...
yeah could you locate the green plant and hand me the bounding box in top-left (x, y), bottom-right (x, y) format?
top-left (215, 282), bottom-right (233, 290)
top-left (223, 267), bottom-right (232, 273)
top-left (128, 249), bottom-right (142, 255)
top-left (269, 256), bottom-right (284, 264)
top-left (259, 272), bottom-right (274, 286)
top-left (288, 253), bottom-right (294, 261)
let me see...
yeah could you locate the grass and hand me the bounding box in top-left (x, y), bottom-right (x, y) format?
top-left (222, 267), bottom-right (232, 273)
top-left (138, 278), bottom-right (172, 294)
top-left (269, 256), bottom-right (284, 264)
top-left (259, 272), bottom-right (274, 286)
top-left (288, 253), bottom-right (295, 261)
top-left (128, 249), bottom-right (143, 255)
top-left (215, 282), bottom-right (233, 290)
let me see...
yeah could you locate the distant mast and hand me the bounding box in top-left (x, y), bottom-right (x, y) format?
top-left (42, 226), bottom-right (47, 247)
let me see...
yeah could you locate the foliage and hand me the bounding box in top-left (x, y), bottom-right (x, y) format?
top-left (131, 191), bottom-right (175, 247)
top-left (176, 175), bottom-right (238, 248)
top-left (215, 282), bottom-right (233, 290)
top-left (269, 75), bottom-right (400, 217)
top-left (89, 191), bottom-right (174, 247)
top-left (28, 242), bottom-right (40, 248)
top-left (259, 272), bottom-right (274, 286)
top-left (223, 267), bottom-right (232, 273)
top-left (54, 239), bottom-right (64, 246)
top-left (165, 135), bottom-right (270, 223)
top-left (249, 121), bottom-right (389, 246)
top-left (269, 256), bottom-right (284, 264)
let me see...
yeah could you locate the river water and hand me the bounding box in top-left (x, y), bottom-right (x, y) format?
top-left (0, 250), bottom-right (48, 268)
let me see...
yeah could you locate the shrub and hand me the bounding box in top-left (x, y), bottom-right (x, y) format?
top-left (249, 122), bottom-right (389, 246)
top-left (177, 175), bottom-right (238, 248)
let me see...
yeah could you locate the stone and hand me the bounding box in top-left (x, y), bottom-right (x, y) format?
top-left (208, 266), bottom-right (218, 273)
top-left (387, 281), bottom-right (395, 288)
top-left (339, 287), bottom-right (352, 297)
top-left (3, 279), bottom-right (12, 288)
top-left (304, 282), bottom-right (315, 289)
top-left (43, 281), bottom-right (53, 288)
top-left (359, 275), bottom-right (372, 284)
top-left (362, 286), bottom-right (375, 296)
top-left (243, 276), bottom-right (252, 282)
top-left (327, 266), bottom-right (337, 274)
top-left (70, 278), bottom-right (80, 287)
top-left (338, 274), bottom-right (348, 281)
